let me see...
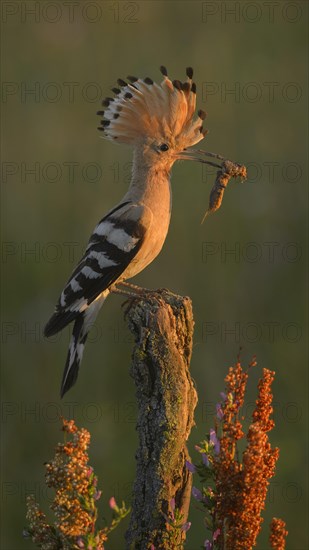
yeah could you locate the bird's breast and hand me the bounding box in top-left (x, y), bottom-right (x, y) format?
top-left (122, 174), bottom-right (172, 279)
top-left (126, 204), bottom-right (171, 279)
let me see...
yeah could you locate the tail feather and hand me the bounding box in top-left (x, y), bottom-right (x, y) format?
top-left (60, 315), bottom-right (87, 398)
top-left (59, 291), bottom-right (109, 398)
top-left (44, 309), bottom-right (79, 337)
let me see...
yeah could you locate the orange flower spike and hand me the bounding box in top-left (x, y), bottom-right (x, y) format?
top-left (269, 517), bottom-right (288, 550)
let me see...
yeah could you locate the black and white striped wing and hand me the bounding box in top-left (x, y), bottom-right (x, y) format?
top-left (44, 202), bottom-right (150, 336)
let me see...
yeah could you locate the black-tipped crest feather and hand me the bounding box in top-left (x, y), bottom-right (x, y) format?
top-left (97, 66), bottom-right (206, 148)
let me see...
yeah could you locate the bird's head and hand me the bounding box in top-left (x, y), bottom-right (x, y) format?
top-left (97, 66), bottom-right (209, 171)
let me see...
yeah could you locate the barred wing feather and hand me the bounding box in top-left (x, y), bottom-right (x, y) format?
top-left (44, 202), bottom-right (149, 337)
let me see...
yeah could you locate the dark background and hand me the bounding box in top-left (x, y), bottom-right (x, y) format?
top-left (1, 1), bottom-right (308, 548)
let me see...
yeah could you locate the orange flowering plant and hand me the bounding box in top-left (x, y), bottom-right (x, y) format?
top-left (24, 360), bottom-right (288, 549)
top-left (186, 358), bottom-right (288, 550)
top-left (24, 419), bottom-right (129, 550)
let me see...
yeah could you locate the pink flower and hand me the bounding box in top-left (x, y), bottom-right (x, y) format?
top-left (209, 428), bottom-right (220, 454)
top-left (185, 460), bottom-right (196, 473)
top-left (109, 496), bottom-right (117, 510)
top-left (181, 521), bottom-right (191, 532)
top-left (202, 453), bottom-right (210, 467)
top-left (216, 403), bottom-right (224, 420)
top-left (192, 486), bottom-right (202, 501)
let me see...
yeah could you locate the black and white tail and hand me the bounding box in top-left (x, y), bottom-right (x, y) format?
top-left (45, 291), bottom-right (109, 398)
top-left (60, 313), bottom-right (87, 398)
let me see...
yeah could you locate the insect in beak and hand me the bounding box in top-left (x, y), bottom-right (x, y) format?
top-left (177, 149), bottom-right (247, 222)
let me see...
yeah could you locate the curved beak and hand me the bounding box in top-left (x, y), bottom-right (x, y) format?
top-left (177, 148), bottom-right (225, 169)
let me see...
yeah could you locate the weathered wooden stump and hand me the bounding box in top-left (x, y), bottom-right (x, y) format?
top-left (124, 289), bottom-right (198, 550)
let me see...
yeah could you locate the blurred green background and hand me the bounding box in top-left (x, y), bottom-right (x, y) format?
top-left (1, 1), bottom-right (308, 548)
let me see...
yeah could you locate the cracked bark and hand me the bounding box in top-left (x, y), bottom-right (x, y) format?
top-left (124, 289), bottom-right (198, 550)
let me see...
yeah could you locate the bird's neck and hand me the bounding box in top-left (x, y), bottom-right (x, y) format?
top-left (125, 148), bottom-right (172, 214)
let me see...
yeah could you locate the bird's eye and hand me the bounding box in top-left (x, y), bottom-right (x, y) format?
top-left (159, 143), bottom-right (169, 152)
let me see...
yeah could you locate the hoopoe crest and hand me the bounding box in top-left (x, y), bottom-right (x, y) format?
top-left (97, 65), bottom-right (208, 166)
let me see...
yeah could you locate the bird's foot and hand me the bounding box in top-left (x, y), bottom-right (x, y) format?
top-left (110, 282), bottom-right (149, 317)
top-left (120, 281), bottom-right (170, 298)
top-left (110, 281), bottom-right (151, 299)
top-left (111, 282), bottom-right (168, 317)
top-left (120, 281), bottom-right (152, 294)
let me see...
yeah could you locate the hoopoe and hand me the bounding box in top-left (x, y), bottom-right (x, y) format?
top-left (45, 66), bottom-right (220, 398)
